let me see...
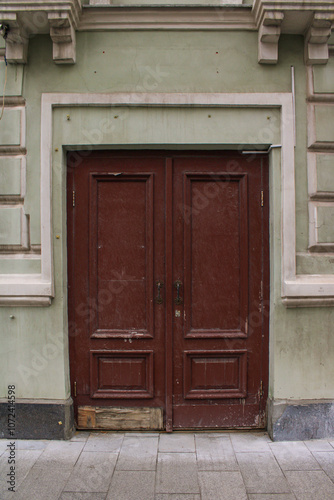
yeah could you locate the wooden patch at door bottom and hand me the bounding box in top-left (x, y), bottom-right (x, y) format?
top-left (77, 406), bottom-right (164, 430)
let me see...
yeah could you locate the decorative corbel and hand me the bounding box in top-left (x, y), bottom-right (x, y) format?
top-left (0, 1), bottom-right (82, 65)
top-left (253, 1), bottom-right (334, 66)
top-left (1, 13), bottom-right (28, 64)
top-left (48, 12), bottom-right (76, 64)
top-left (258, 11), bottom-right (284, 64)
top-left (304, 13), bottom-right (334, 65)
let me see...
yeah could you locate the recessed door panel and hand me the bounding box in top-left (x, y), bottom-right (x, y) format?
top-left (90, 350), bottom-right (154, 398)
top-left (183, 173), bottom-right (248, 338)
top-left (183, 350), bottom-right (247, 399)
top-left (90, 173), bottom-right (154, 338)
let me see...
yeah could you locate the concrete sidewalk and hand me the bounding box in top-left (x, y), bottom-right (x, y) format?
top-left (1, 431), bottom-right (334, 499)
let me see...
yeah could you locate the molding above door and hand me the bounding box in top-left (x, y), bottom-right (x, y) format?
top-left (0, 91), bottom-right (333, 305)
top-left (1, 91), bottom-right (333, 306)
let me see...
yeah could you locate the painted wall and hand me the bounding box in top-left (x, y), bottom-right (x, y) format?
top-left (0, 30), bottom-right (333, 411)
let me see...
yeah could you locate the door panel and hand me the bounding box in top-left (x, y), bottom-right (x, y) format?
top-left (89, 173), bottom-right (155, 338)
top-left (68, 151), bottom-right (269, 430)
top-left (68, 155), bottom-right (166, 423)
top-left (171, 155), bottom-right (268, 428)
top-left (182, 173), bottom-right (248, 338)
top-left (183, 350), bottom-right (247, 399)
top-left (90, 350), bottom-right (154, 398)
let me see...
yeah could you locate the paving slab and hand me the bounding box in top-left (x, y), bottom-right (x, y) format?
top-left (106, 470), bottom-right (155, 500)
top-left (83, 433), bottom-right (124, 453)
top-left (70, 432), bottom-right (90, 442)
top-left (63, 451), bottom-right (117, 493)
top-left (304, 440), bottom-right (334, 452)
top-left (195, 434), bottom-right (239, 471)
top-left (13, 449), bottom-right (44, 487)
top-left (155, 495), bottom-right (201, 500)
top-left (198, 471), bottom-right (247, 500)
top-left (33, 441), bottom-right (85, 469)
top-left (196, 432), bottom-right (231, 438)
top-left (124, 433), bottom-right (159, 437)
top-left (0, 448), bottom-right (43, 496)
top-left (0, 451), bottom-right (9, 471)
top-left (59, 494), bottom-right (107, 500)
top-left (248, 495), bottom-right (296, 500)
top-left (269, 441), bottom-right (321, 471)
top-left (0, 481), bottom-right (9, 499)
top-left (285, 470), bottom-right (334, 500)
top-left (156, 452), bottom-right (199, 494)
top-left (230, 433), bottom-right (271, 453)
top-left (0, 441), bottom-right (10, 457)
top-left (312, 451), bottom-right (334, 482)
top-left (236, 451), bottom-right (291, 494)
top-left (12, 466), bottom-right (72, 500)
top-left (3, 432), bottom-right (334, 500)
top-left (0, 443), bottom-right (43, 489)
top-left (0, 452), bottom-right (13, 499)
top-left (116, 435), bottom-right (158, 470)
top-left (159, 434), bottom-right (195, 453)
top-left (16, 440), bottom-right (48, 450)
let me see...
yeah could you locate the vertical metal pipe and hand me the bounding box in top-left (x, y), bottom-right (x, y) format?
top-left (291, 65), bottom-right (296, 147)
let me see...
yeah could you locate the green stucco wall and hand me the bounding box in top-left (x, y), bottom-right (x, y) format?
top-left (0, 30), bottom-right (333, 412)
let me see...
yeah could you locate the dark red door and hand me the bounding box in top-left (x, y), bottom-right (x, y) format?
top-left (68, 151), bottom-right (269, 430)
top-left (171, 155), bottom-right (268, 428)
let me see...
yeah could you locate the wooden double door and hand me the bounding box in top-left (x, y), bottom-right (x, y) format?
top-left (68, 151), bottom-right (269, 431)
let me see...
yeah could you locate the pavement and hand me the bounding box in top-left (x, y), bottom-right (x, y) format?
top-left (1, 431), bottom-right (334, 499)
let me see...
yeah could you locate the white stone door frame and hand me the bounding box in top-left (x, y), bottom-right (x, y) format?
top-left (1, 91), bottom-right (334, 305)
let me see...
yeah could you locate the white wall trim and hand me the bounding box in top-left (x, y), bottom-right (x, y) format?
top-left (0, 106), bottom-right (26, 148)
top-left (2, 91), bottom-right (334, 304)
top-left (0, 296), bottom-right (51, 306)
top-left (306, 64), bottom-right (334, 255)
top-left (308, 200), bottom-right (334, 252)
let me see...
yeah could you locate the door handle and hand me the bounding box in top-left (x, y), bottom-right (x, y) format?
top-left (174, 280), bottom-right (183, 305)
top-left (155, 280), bottom-right (164, 304)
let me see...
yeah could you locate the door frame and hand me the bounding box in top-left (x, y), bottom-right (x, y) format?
top-left (67, 149), bottom-right (270, 431)
top-left (29, 90), bottom-right (306, 310)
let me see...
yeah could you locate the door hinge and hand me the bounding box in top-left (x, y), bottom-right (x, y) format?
top-left (260, 280), bottom-right (263, 301)
top-left (72, 190), bottom-right (76, 207)
top-left (261, 190), bottom-right (264, 207)
top-left (74, 381), bottom-right (77, 397)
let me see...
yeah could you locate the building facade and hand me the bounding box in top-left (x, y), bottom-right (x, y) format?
top-left (0, 0), bottom-right (334, 440)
